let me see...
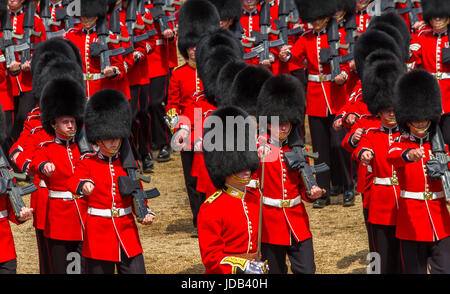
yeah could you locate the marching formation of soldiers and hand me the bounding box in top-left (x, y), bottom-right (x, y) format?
top-left (0, 0), bottom-right (450, 275)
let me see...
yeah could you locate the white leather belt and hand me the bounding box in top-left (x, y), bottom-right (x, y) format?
top-left (88, 206), bottom-right (132, 218)
top-left (155, 39), bottom-right (164, 46)
top-left (400, 190), bottom-right (445, 201)
top-left (83, 73), bottom-right (105, 81)
top-left (373, 177), bottom-right (399, 186)
top-left (246, 179), bottom-right (260, 189)
top-left (49, 190), bottom-right (81, 200)
top-left (0, 55), bottom-right (5, 63)
top-left (263, 196), bottom-right (301, 208)
top-left (308, 74), bottom-right (332, 82)
top-left (0, 210), bottom-right (8, 219)
top-left (433, 72), bottom-right (450, 80)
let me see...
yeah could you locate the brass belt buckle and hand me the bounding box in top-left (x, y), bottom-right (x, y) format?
top-left (435, 72), bottom-right (443, 80)
top-left (280, 200), bottom-right (291, 208)
top-left (390, 177), bottom-right (399, 185)
top-left (85, 73), bottom-right (94, 81)
top-left (111, 207), bottom-right (120, 218)
top-left (319, 74), bottom-right (327, 82)
top-left (423, 192), bottom-right (433, 200)
top-left (72, 194), bottom-right (81, 199)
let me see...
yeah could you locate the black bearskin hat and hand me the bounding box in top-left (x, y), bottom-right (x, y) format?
top-left (368, 12), bottom-right (411, 63)
top-left (73, 0), bottom-right (107, 17)
top-left (295, 0), bottom-right (337, 23)
top-left (40, 76), bottom-right (86, 136)
top-left (229, 65), bottom-right (272, 117)
top-left (203, 105), bottom-right (260, 189)
top-left (256, 74), bottom-right (305, 126)
top-left (422, 0), bottom-right (450, 24)
top-left (354, 28), bottom-right (402, 80)
top-left (362, 56), bottom-right (405, 115)
top-left (177, 0), bottom-right (220, 60)
top-left (208, 0), bottom-right (241, 23)
top-left (215, 60), bottom-right (249, 107)
top-left (84, 89), bottom-right (132, 143)
top-left (195, 29), bottom-right (243, 103)
top-left (334, 0), bottom-right (356, 14)
top-left (394, 69), bottom-right (442, 132)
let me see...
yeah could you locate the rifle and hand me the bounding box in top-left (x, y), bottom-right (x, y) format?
top-left (367, 0), bottom-right (422, 26)
top-left (319, 18), bottom-right (353, 81)
top-left (344, 12), bottom-right (358, 59)
top-left (40, 0), bottom-right (65, 39)
top-left (90, 16), bottom-right (126, 73)
top-left (283, 128), bottom-right (330, 194)
top-left (426, 125), bottom-right (450, 201)
top-left (396, 0), bottom-right (422, 29)
top-left (76, 128), bottom-right (94, 155)
top-left (55, 0), bottom-right (79, 31)
top-left (149, 0), bottom-right (176, 34)
top-left (0, 8), bottom-right (30, 68)
top-left (17, 2), bottom-right (42, 63)
top-left (0, 147), bottom-right (37, 219)
top-left (117, 139), bottom-right (160, 221)
top-left (243, 2), bottom-right (284, 63)
top-left (273, 0), bottom-right (303, 46)
top-left (125, 0), bottom-right (157, 53)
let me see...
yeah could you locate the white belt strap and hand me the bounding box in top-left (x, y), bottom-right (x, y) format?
top-left (400, 190), bottom-right (444, 201)
top-left (83, 73), bottom-right (105, 81)
top-left (433, 72), bottom-right (450, 80)
top-left (49, 190), bottom-right (80, 200)
top-left (263, 196), bottom-right (301, 208)
top-left (0, 55), bottom-right (5, 63)
top-left (88, 206), bottom-right (132, 218)
top-left (39, 179), bottom-right (47, 188)
top-left (155, 39), bottom-right (164, 46)
top-left (246, 179), bottom-right (260, 189)
top-left (308, 74), bottom-right (332, 82)
top-left (0, 210), bottom-right (8, 219)
top-left (373, 177), bottom-right (399, 186)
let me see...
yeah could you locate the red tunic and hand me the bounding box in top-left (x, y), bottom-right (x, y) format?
top-left (387, 134), bottom-right (450, 242)
top-left (353, 126), bottom-right (402, 226)
top-left (63, 27), bottom-right (128, 99)
top-left (31, 138), bottom-right (87, 241)
top-left (258, 138), bottom-right (312, 245)
top-left (197, 186), bottom-right (260, 274)
top-left (290, 29), bottom-right (349, 117)
top-left (240, 8), bottom-right (261, 67)
top-left (0, 195), bottom-right (21, 263)
top-left (409, 29), bottom-right (450, 114)
top-left (0, 33), bottom-right (14, 111)
top-left (67, 152), bottom-right (144, 262)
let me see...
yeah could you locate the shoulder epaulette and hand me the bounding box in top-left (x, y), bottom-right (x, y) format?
top-left (204, 190), bottom-right (223, 203)
top-left (80, 152), bottom-right (96, 160)
top-left (173, 62), bottom-right (186, 71)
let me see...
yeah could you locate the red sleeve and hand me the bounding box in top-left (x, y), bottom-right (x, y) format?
top-left (166, 71), bottom-right (181, 114)
top-left (387, 140), bottom-right (411, 167)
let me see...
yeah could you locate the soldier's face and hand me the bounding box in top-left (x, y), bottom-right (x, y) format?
top-left (430, 17), bottom-right (449, 31)
top-left (8, 0), bottom-right (25, 10)
top-left (356, 0), bottom-right (371, 10)
top-left (242, 0), bottom-right (257, 10)
top-left (52, 116), bottom-right (77, 138)
top-left (311, 17), bottom-right (329, 32)
top-left (226, 169), bottom-right (252, 189)
top-left (408, 120), bottom-right (431, 138)
top-left (269, 121), bottom-right (292, 142)
top-left (187, 47), bottom-right (196, 62)
top-left (334, 10), bottom-right (346, 22)
top-left (98, 138), bottom-right (123, 156)
top-left (378, 108), bottom-right (396, 128)
top-left (220, 19), bottom-right (233, 30)
top-left (80, 16), bottom-right (98, 29)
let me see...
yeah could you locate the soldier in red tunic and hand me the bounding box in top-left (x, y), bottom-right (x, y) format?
top-left (30, 71), bottom-right (87, 274)
top-left (0, 105), bottom-right (33, 274)
top-left (67, 89), bottom-right (155, 274)
top-left (409, 0), bottom-right (450, 145)
top-left (168, 0), bottom-right (220, 236)
top-left (279, 0), bottom-right (351, 208)
top-left (256, 74), bottom-right (325, 274)
top-left (352, 56), bottom-right (405, 274)
top-left (197, 105), bottom-right (268, 274)
top-left (7, 0), bottom-right (47, 142)
top-left (388, 70), bottom-right (450, 274)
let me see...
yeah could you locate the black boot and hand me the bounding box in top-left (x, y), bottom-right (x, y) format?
top-left (343, 189), bottom-right (355, 207)
top-left (313, 196), bottom-right (330, 208)
top-left (156, 145), bottom-right (171, 162)
top-left (142, 153), bottom-right (154, 173)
